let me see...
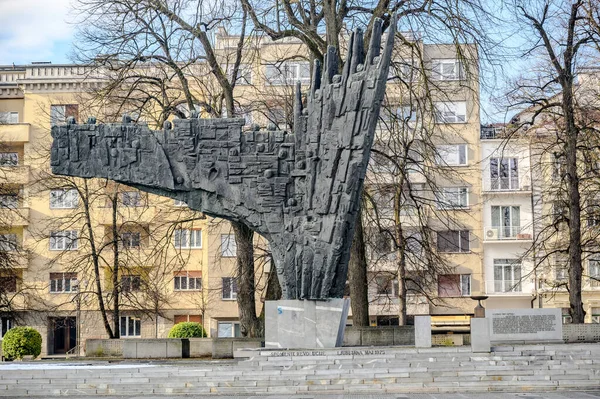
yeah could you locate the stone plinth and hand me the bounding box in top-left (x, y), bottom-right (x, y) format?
top-left (265, 299), bottom-right (350, 348)
top-left (414, 315), bottom-right (431, 348)
top-left (470, 317), bottom-right (490, 352)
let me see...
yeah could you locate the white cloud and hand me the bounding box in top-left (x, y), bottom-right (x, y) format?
top-left (0, 0), bottom-right (73, 65)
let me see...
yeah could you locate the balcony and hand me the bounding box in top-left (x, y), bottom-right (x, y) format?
top-left (484, 279), bottom-right (528, 295)
top-left (0, 124), bottom-right (30, 142)
top-left (480, 125), bottom-right (506, 140)
top-left (0, 166), bottom-right (30, 185)
top-left (483, 225), bottom-right (533, 242)
top-left (482, 177), bottom-right (531, 193)
top-left (0, 207), bottom-right (29, 226)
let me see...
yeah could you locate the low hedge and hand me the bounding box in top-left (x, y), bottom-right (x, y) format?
top-left (168, 322), bottom-right (207, 338)
top-left (2, 326), bottom-right (42, 360)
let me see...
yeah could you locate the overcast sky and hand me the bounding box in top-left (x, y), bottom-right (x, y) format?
top-left (0, 0), bottom-right (73, 65)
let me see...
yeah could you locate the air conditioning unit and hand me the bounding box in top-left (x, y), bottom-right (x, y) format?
top-left (486, 228), bottom-right (499, 240)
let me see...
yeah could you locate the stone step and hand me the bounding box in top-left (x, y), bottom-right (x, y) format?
top-left (1, 343), bottom-right (599, 396)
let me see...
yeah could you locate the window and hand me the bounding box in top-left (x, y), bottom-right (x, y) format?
top-left (222, 277), bottom-right (238, 300)
top-left (588, 200), bottom-right (600, 227)
top-left (50, 104), bottom-right (79, 126)
top-left (49, 272), bottom-right (77, 293)
top-left (49, 230), bottom-right (78, 251)
top-left (553, 153), bottom-right (567, 179)
top-left (121, 191), bottom-right (142, 207)
top-left (591, 308), bottom-right (600, 324)
top-left (382, 105), bottom-right (417, 123)
top-left (174, 315), bottom-right (202, 325)
top-left (431, 59), bottom-right (465, 81)
top-left (0, 112), bottom-right (18, 124)
top-left (373, 230), bottom-right (393, 254)
top-left (493, 259), bottom-right (521, 293)
top-left (173, 199), bottom-right (187, 207)
top-left (1, 317), bottom-right (12, 338)
top-left (0, 195), bottom-right (18, 209)
top-left (437, 187), bottom-right (469, 209)
top-left (50, 189), bottom-right (78, 209)
top-left (0, 234), bottom-right (17, 251)
top-left (555, 263), bottom-right (568, 282)
top-left (121, 275), bottom-right (141, 292)
top-left (0, 152), bottom-right (18, 166)
top-left (174, 271), bottom-right (202, 291)
top-left (121, 232), bottom-right (141, 249)
top-left (438, 274), bottom-right (471, 297)
top-left (553, 200), bottom-right (568, 219)
top-left (227, 64), bottom-right (252, 85)
top-left (217, 321), bottom-right (241, 337)
top-left (221, 234), bottom-right (237, 257)
top-left (375, 275), bottom-right (398, 296)
top-left (562, 308), bottom-right (572, 325)
top-left (434, 101), bottom-right (467, 123)
top-left (265, 62), bottom-right (310, 85)
top-left (436, 144), bottom-right (467, 166)
top-left (491, 206), bottom-right (520, 239)
top-left (590, 260), bottom-right (600, 288)
top-left (0, 276), bottom-right (17, 293)
top-left (120, 316), bottom-right (141, 337)
top-left (436, 230), bottom-right (470, 253)
top-left (174, 229), bottom-right (202, 249)
top-left (490, 158), bottom-right (519, 190)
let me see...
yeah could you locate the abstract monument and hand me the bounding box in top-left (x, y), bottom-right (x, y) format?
top-left (51, 18), bottom-right (395, 347)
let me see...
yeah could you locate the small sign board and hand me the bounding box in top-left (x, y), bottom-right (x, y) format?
top-left (488, 308), bottom-right (562, 342)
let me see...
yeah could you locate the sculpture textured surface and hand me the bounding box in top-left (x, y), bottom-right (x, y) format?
top-left (51, 19), bottom-right (395, 300)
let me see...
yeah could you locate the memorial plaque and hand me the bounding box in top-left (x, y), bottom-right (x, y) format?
top-left (488, 308), bottom-right (562, 342)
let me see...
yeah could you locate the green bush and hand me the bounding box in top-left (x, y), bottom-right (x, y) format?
top-left (168, 322), bottom-right (207, 338)
top-left (2, 327), bottom-right (42, 360)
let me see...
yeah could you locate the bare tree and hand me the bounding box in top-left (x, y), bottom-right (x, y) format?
top-left (239, 0), bottom-right (495, 325)
top-left (504, 0), bottom-right (600, 323)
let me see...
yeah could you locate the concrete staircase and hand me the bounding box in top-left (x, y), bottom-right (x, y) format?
top-left (0, 343), bottom-right (598, 396)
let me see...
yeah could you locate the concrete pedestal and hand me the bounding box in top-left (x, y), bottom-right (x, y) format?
top-left (265, 299), bottom-right (350, 348)
top-left (470, 317), bottom-right (491, 353)
top-left (414, 316), bottom-right (432, 348)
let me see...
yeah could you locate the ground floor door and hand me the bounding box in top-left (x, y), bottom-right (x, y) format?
top-left (50, 317), bottom-right (76, 354)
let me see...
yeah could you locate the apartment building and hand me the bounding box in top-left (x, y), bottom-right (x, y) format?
top-left (4, 27), bottom-right (595, 355)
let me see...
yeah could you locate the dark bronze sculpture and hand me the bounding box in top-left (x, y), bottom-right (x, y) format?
top-left (51, 18), bottom-right (395, 301)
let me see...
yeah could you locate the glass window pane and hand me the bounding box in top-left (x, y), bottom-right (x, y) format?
top-left (120, 317), bottom-right (126, 336)
top-left (218, 322), bottom-right (232, 337)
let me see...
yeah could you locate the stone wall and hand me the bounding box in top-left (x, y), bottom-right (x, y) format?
top-left (563, 323), bottom-right (600, 343)
top-left (343, 326), bottom-right (415, 346)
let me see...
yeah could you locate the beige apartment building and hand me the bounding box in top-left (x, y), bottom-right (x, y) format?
top-left (2, 28), bottom-right (594, 356)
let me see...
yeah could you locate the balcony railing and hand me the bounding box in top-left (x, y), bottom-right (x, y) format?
top-left (480, 125), bottom-right (506, 140)
top-left (484, 225), bottom-right (533, 241)
top-left (485, 279), bottom-right (523, 294)
top-left (482, 177), bottom-right (531, 192)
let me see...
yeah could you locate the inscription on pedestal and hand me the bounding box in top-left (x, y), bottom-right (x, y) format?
top-left (488, 308), bottom-right (562, 342)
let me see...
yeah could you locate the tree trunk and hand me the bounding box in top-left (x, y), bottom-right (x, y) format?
top-left (348, 210), bottom-right (370, 326)
top-left (81, 181), bottom-right (114, 338)
top-left (111, 192), bottom-right (120, 337)
top-left (563, 77), bottom-right (585, 323)
top-left (232, 221), bottom-right (261, 337)
top-left (258, 258), bottom-right (282, 336)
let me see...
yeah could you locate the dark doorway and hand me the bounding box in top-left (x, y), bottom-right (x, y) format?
top-left (51, 317), bottom-right (76, 354)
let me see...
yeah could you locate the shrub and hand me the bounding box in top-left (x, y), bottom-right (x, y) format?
top-left (168, 322), bottom-right (207, 338)
top-left (2, 327), bottom-right (42, 360)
